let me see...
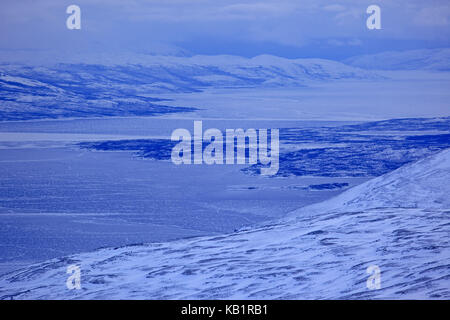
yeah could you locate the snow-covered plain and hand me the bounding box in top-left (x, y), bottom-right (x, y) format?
top-left (0, 148), bottom-right (448, 299)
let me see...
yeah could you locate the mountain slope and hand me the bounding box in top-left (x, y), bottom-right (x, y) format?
top-left (289, 147), bottom-right (450, 216)
top-left (0, 149), bottom-right (449, 299)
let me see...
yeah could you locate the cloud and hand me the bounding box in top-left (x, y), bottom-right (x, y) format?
top-left (323, 4), bottom-right (346, 12)
top-left (333, 7), bottom-right (363, 25)
top-left (414, 5), bottom-right (450, 26)
top-left (328, 38), bottom-right (362, 47)
top-left (0, 0), bottom-right (449, 59)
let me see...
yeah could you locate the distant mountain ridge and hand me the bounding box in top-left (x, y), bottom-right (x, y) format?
top-left (345, 48), bottom-right (450, 71)
top-left (0, 55), bottom-right (379, 121)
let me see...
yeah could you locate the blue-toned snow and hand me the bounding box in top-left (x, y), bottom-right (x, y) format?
top-left (0, 54), bottom-right (449, 297)
top-left (0, 148), bottom-right (448, 299)
top-left (0, 116), bottom-right (449, 276)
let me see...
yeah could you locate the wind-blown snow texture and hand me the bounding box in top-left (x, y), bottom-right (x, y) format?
top-left (1, 149), bottom-right (449, 299)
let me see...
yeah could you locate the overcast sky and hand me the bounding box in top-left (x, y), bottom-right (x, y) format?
top-left (1, 0), bottom-right (449, 60)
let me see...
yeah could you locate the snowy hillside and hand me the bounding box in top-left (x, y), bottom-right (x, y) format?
top-left (0, 55), bottom-right (378, 121)
top-left (345, 48), bottom-right (450, 71)
top-left (0, 149), bottom-right (449, 299)
top-left (289, 147), bottom-right (450, 216)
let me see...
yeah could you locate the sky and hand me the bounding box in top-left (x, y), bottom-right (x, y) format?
top-left (1, 0), bottom-right (450, 61)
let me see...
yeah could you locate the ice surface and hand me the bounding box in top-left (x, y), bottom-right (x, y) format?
top-left (0, 139), bottom-right (342, 272)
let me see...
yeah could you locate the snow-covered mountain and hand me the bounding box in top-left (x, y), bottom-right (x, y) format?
top-left (1, 149), bottom-right (449, 300)
top-left (0, 55), bottom-right (378, 121)
top-left (345, 48), bottom-right (450, 71)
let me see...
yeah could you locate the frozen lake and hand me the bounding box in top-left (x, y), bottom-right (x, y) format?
top-left (1, 76), bottom-right (448, 276)
top-left (0, 116), bottom-right (365, 275)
